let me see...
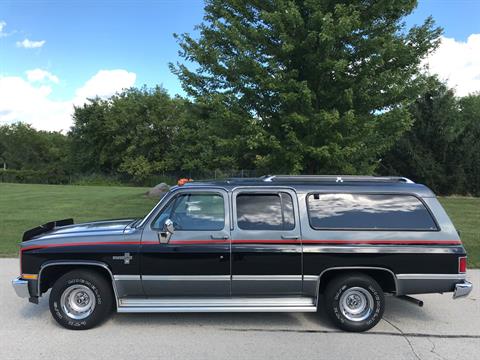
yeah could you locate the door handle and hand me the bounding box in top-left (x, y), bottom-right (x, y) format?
top-left (210, 235), bottom-right (229, 240)
top-left (281, 235), bottom-right (299, 240)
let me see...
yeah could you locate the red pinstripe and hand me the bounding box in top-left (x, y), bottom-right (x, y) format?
top-left (20, 239), bottom-right (461, 252)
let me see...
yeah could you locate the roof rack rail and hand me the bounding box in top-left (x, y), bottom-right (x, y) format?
top-left (261, 175), bottom-right (415, 184)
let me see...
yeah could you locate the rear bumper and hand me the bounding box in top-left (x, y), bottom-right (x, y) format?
top-left (12, 277), bottom-right (29, 298)
top-left (453, 280), bottom-right (473, 299)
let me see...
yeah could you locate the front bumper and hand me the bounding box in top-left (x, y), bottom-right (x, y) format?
top-left (12, 277), bottom-right (29, 298)
top-left (453, 280), bottom-right (473, 299)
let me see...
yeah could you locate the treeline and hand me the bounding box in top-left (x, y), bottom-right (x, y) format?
top-left (1, 79), bottom-right (479, 195)
top-left (1, 1), bottom-right (479, 195)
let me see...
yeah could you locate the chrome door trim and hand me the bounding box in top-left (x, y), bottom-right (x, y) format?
top-left (38, 260), bottom-right (119, 307)
top-left (232, 275), bottom-right (302, 281)
top-left (113, 275), bottom-right (141, 281)
top-left (302, 246), bottom-right (464, 254)
top-left (396, 273), bottom-right (466, 280)
top-left (142, 275), bottom-right (230, 281)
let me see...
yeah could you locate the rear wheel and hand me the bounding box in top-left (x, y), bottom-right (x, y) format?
top-left (324, 273), bottom-right (384, 332)
top-left (49, 270), bottom-right (113, 330)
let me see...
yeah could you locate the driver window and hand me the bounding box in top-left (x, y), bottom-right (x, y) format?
top-left (152, 193), bottom-right (225, 231)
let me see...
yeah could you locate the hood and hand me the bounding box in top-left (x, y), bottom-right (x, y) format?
top-left (23, 218), bottom-right (137, 242)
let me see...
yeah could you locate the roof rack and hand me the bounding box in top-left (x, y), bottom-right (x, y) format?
top-left (261, 175), bottom-right (415, 184)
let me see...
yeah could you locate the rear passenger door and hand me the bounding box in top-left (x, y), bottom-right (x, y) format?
top-left (230, 188), bottom-right (302, 296)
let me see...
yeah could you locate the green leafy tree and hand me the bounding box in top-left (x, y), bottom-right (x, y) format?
top-left (380, 79), bottom-right (465, 194)
top-left (457, 95), bottom-right (480, 196)
top-left (69, 87), bottom-right (248, 182)
top-left (0, 123), bottom-right (69, 172)
top-left (70, 87), bottom-right (187, 181)
top-left (171, 0), bottom-right (442, 174)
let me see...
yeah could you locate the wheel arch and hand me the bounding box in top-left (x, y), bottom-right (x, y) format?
top-left (317, 266), bottom-right (398, 298)
top-left (38, 261), bottom-right (119, 306)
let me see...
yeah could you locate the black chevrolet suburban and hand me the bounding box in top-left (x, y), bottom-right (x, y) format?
top-left (12, 175), bottom-right (472, 331)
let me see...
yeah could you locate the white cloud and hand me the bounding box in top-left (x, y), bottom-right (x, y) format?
top-left (73, 69), bottom-right (136, 105)
top-left (0, 20), bottom-right (7, 37)
top-left (0, 69), bottom-right (136, 132)
top-left (425, 34), bottom-right (480, 96)
top-left (26, 69), bottom-right (60, 84)
top-left (16, 38), bottom-right (46, 49)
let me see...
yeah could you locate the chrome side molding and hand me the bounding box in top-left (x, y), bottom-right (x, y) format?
top-left (117, 296), bottom-right (317, 313)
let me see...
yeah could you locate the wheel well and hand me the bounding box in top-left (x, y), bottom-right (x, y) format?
top-left (318, 268), bottom-right (397, 295)
top-left (39, 264), bottom-right (114, 295)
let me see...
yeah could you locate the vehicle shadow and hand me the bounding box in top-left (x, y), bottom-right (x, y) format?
top-left (112, 311), bottom-right (306, 328)
top-left (383, 296), bottom-right (435, 322)
top-left (18, 292), bottom-right (435, 329)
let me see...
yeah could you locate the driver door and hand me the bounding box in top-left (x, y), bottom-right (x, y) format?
top-left (140, 189), bottom-right (231, 297)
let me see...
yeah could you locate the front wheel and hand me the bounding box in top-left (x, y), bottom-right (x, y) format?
top-left (324, 273), bottom-right (384, 332)
top-left (49, 270), bottom-right (114, 330)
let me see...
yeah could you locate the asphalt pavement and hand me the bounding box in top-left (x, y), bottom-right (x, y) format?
top-left (1, 258), bottom-right (478, 360)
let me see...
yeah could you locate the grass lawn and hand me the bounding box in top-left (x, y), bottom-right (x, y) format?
top-left (0, 183), bottom-right (157, 256)
top-left (438, 197), bottom-right (479, 268)
top-left (0, 183), bottom-right (478, 267)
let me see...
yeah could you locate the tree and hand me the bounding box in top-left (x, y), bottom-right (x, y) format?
top-left (380, 79), bottom-right (466, 194)
top-left (0, 123), bottom-right (69, 172)
top-left (69, 87), bottom-right (248, 182)
top-left (457, 95), bottom-right (480, 196)
top-left (171, 0), bottom-right (442, 174)
top-left (70, 87), bottom-right (188, 181)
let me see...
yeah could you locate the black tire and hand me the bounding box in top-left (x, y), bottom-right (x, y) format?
top-left (49, 270), bottom-right (114, 330)
top-left (324, 273), bottom-right (384, 332)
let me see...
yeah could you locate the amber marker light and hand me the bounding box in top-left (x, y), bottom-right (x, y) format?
top-left (22, 274), bottom-right (38, 280)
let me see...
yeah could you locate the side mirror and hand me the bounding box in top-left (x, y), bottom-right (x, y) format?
top-left (158, 219), bottom-right (174, 244)
top-left (164, 219), bottom-right (175, 234)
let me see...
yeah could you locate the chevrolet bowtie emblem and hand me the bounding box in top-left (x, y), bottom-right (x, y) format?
top-left (113, 252), bottom-right (133, 265)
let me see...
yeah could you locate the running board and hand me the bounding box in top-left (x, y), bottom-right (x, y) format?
top-left (117, 297), bottom-right (317, 313)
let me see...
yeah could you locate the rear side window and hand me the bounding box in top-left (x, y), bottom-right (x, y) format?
top-left (307, 193), bottom-right (437, 231)
top-left (236, 193), bottom-right (295, 231)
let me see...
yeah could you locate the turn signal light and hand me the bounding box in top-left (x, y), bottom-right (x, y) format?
top-left (459, 257), bottom-right (467, 273)
top-left (22, 273), bottom-right (38, 280)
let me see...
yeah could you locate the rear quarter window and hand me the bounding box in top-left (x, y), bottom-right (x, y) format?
top-left (307, 193), bottom-right (438, 231)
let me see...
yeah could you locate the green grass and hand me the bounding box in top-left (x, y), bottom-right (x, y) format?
top-left (0, 183), bottom-right (478, 267)
top-left (0, 183), bottom-right (157, 256)
top-left (438, 197), bottom-right (479, 268)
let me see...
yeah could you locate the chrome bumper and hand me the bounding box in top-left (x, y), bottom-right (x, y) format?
top-left (12, 277), bottom-right (29, 298)
top-left (453, 280), bottom-right (473, 299)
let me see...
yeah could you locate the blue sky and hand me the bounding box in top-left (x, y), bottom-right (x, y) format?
top-left (1, 0), bottom-right (480, 130)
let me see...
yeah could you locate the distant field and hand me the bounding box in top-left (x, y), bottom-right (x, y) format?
top-left (0, 183), bottom-right (478, 267)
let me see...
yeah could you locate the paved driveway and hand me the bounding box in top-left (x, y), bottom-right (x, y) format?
top-left (1, 258), bottom-right (478, 360)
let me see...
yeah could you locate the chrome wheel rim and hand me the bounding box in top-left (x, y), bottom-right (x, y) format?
top-left (60, 284), bottom-right (96, 320)
top-left (339, 287), bottom-right (374, 322)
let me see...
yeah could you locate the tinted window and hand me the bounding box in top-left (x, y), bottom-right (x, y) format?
top-left (152, 193), bottom-right (224, 231)
top-left (307, 194), bottom-right (437, 230)
top-left (236, 193), bottom-right (295, 230)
